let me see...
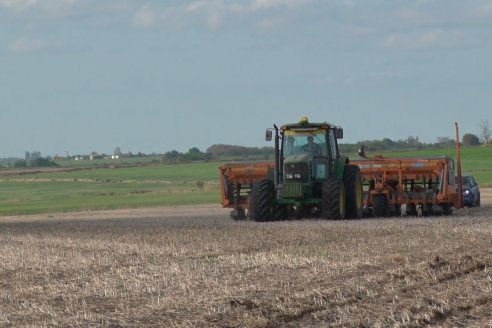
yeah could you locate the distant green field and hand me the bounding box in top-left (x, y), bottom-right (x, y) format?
top-left (0, 146), bottom-right (490, 216)
top-left (0, 162), bottom-right (224, 216)
top-left (53, 156), bottom-right (163, 168)
top-left (27, 162), bottom-right (222, 182)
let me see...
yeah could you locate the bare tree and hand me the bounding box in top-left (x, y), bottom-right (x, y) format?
top-left (478, 119), bottom-right (491, 144)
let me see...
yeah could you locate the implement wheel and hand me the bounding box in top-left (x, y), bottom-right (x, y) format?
top-left (230, 208), bottom-right (246, 221)
top-left (344, 165), bottom-right (363, 219)
top-left (322, 179), bottom-right (346, 220)
top-left (442, 203), bottom-right (453, 216)
top-left (250, 179), bottom-right (275, 222)
top-left (373, 194), bottom-right (389, 217)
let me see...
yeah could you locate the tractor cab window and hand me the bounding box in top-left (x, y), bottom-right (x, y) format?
top-left (283, 130), bottom-right (327, 157)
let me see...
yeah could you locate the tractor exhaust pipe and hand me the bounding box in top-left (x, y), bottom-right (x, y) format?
top-left (274, 124), bottom-right (280, 186)
top-left (455, 122), bottom-right (463, 209)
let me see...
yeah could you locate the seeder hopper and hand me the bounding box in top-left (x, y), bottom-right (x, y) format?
top-left (219, 161), bottom-right (275, 220)
top-left (353, 155), bottom-right (459, 217)
top-left (352, 122), bottom-right (464, 217)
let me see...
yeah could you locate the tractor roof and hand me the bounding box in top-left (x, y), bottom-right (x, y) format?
top-left (281, 116), bottom-right (339, 131)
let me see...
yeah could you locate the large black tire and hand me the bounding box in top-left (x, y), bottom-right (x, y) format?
top-left (223, 176), bottom-right (234, 201)
top-left (274, 205), bottom-right (288, 221)
top-left (230, 208), bottom-right (246, 221)
top-left (250, 179), bottom-right (275, 222)
top-left (442, 203), bottom-right (453, 216)
top-left (372, 194), bottom-right (389, 217)
top-left (322, 179), bottom-right (346, 220)
top-left (344, 165), bottom-right (363, 219)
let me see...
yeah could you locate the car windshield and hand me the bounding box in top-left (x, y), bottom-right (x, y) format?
top-left (282, 130), bottom-right (326, 156)
top-left (459, 176), bottom-right (474, 186)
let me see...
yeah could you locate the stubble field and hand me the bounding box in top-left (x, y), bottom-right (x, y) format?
top-left (1, 190), bottom-right (492, 327)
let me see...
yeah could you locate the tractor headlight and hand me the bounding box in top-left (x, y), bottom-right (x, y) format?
top-left (464, 190), bottom-right (470, 195)
top-left (286, 174), bottom-right (294, 179)
top-left (294, 173), bottom-right (302, 179)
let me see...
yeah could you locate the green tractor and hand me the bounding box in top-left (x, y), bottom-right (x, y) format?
top-left (250, 116), bottom-right (363, 221)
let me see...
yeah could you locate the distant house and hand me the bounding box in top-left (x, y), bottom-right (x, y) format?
top-left (90, 153), bottom-right (103, 160)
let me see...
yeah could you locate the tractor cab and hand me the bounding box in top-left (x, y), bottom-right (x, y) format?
top-left (276, 117), bottom-right (344, 202)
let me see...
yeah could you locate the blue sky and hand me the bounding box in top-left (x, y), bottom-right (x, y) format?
top-left (1, 0), bottom-right (491, 158)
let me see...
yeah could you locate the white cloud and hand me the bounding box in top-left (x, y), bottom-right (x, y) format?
top-left (9, 38), bottom-right (50, 53)
top-left (0, 0), bottom-right (76, 10)
top-left (186, 1), bottom-right (207, 12)
top-left (382, 34), bottom-right (398, 48)
top-left (0, 0), bottom-right (38, 10)
top-left (483, 1), bottom-right (492, 12)
top-left (255, 17), bottom-right (286, 29)
top-left (418, 30), bottom-right (440, 47)
top-left (133, 5), bottom-right (158, 28)
top-left (342, 0), bottom-right (355, 9)
top-left (369, 70), bottom-right (405, 80)
top-left (133, 1), bottom-right (244, 30)
top-left (132, 0), bottom-right (313, 30)
top-left (0, 0), bottom-right (79, 19)
top-left (206, 11), bottom-right (223, 28)
top-left (471, 0), bottom-right (492, 17)
top-left (251, 0), bottom-right (311, 10)
top-left (381, 29), bottom-right (464, 49)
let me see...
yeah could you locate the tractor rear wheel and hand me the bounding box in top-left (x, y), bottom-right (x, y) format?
top-left (322, 179), bottom-right (346, 220)
top-left (250, 179), bottom-right (275, 222)
top-left (373, 194), bottom-right (389, 217)
top-left (344, 165), bottom-right (363, 219)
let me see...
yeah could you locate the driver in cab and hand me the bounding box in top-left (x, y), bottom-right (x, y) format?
top-left (301, 136), bottom-right (322, 156)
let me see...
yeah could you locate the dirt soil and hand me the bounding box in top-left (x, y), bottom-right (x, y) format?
top-left (0, 203), bottom-right (230, 223)
top-left (0, 190), bottom-right (491, 327)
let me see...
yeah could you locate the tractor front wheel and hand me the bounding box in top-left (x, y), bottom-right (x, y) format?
top-left (250, 179), bottom-right (275, 222)
top-left (322, 179), bottom-right (346, 220)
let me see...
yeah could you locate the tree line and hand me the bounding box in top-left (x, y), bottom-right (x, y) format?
top-left (133, 120), bottom-right (491, 163)
top-left (2, 122), bottom-right (488, 168)
top-left (11, 152), bottom-right (58, 168)
top-left (203, 132), bottom-right (487, 160)
top-left (339, 136), bottom-right (455, 154)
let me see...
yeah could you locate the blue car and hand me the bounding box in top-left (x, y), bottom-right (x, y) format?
top-left (460, 175), bottom-right (481, 207)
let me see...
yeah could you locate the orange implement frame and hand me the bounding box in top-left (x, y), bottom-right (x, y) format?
top-left (353, 156), bottom-right (460, 215)
top-left (219, 162), bottom-right (274, 214)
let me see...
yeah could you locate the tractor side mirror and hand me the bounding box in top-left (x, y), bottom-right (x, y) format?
top-left (358, 145), bottom-right (367, 158)
top-left (336, 128), bottom-right (343, 139)
top-left (265, 129), bottom-right (273, 141)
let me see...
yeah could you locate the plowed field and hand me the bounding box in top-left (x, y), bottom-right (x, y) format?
top-left (1, 190), bottom-right (491, 327)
